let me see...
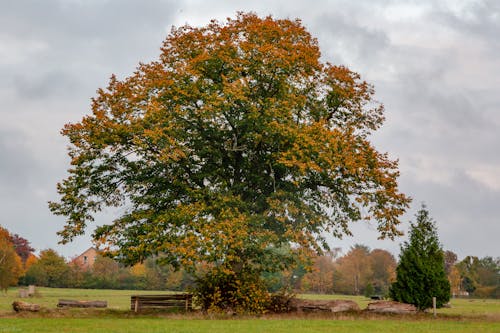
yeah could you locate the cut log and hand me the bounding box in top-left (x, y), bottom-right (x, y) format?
top-left (289, 299), bottom-right (360, 313)
top-left (12, 301), bottom-right (40, 312)
top-left (57, 299), bottom-right (107, 308)
top-left (366, 300), bottom-right (417, 314)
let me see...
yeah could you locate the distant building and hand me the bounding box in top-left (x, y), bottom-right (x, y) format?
top-left (72, 247), bottom-right (99, 270)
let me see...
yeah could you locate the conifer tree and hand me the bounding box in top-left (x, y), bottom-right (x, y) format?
top-left (390, 204), bottom-right (450, 310)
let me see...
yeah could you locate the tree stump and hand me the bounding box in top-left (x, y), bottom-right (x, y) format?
top-left (18, 289), bottom-right (29, 298)
top-left (366, 300), bottom-right (417, 314)
top-left (12, 301), bottom-right (40, 312)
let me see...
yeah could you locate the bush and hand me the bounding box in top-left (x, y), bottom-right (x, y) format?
top-left (364, 283), bottom-right (375, 298)
top-left (193, 266), bottom-right (271, 314)
top-left (473, 286), bottom-right (497, 299)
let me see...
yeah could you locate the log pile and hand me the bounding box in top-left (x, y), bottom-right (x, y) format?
top-left (12, 301), bottom-right (40, 312)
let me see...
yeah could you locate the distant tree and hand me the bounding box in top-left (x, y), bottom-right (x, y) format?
top-left (140, 257), bottom-right (167, 290)
top-left (0, 235), bottom-right (23, 292)
top-left (448, 265), bottom-right (462, 296)
top-left (457, 256), bottom-right (500, 298)
top-left (24, 253), bottom-right (38, 270)
top-left (443, 250), bottom-right (457, 276)
top-left (476, 257), bottom-right (499, 288)
top-left (390, 205), bottom-right (450, 310)
top-left (24, 249), bottom-right (70, 287)
top-left (9, 234), bottom-right (35, 265)
top-left (364, 283), bottom-right (375, 298)
top-left (335, 245), bottom-right (372, 295)
top-left (300, 251), bottom-right (337, 293)
top-left (462, 276), bottom-right (476, 294)
top-left (369, 249), bottom-right (396, 295)
top-left (88, 256), bottom-right (120, 289)
top-left (456, 256), bottom-right (479, 294)
top-left (24, 263), bottom-right (48, 286)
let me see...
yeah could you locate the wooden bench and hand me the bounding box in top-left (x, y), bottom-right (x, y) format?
top-left (130, 294), bottom-right (193, 312)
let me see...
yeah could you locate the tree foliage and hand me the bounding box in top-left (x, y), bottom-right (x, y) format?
top-left (49, 13), bottom-right (410, 311)
top-left (24, 249), bottom-right (70, 287)
top-left (335, 244), bottom-right (372, 295)
top-left (300, 249), bottom-right (339, 294)
top-left (323, 245), bottom-right (395, 296)
top-left (0, 228), bottom-right (23, 292)
top-left (390, 205), bottom-right (450, 310)
top-left (456, 256), bottom-right (500, 298)
top-left (369, 248), bottom-right (397, 295)
top-left (443, 250), bottom-right (457, 276)
top-left (9, 233), bottom-right (35, 265)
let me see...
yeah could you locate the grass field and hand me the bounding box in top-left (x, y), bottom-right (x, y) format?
top-left (1, 288), bottom-right (499, 332)
top-left (0, 318), bottom-right (499, 333)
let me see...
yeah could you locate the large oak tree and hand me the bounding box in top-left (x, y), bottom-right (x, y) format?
top-left (50, 13), bottom-right (410, 311)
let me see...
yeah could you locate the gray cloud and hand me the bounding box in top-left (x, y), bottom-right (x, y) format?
top-left (0, 129), bottom-right (39, 191)
top-left (433, 0), bottom-right (500, 44)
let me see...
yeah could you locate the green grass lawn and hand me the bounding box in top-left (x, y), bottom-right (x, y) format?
top-left (1, 288), bottom-right (499, 333)
top-left (0, 287), bottom-right (165, 312)
top-left (0, 317), bottom-right (498, 333)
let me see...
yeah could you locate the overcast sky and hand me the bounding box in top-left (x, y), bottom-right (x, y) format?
top-left (1, 0), bottom-right (499, 260)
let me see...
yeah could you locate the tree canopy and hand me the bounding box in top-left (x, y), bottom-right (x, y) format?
top-left (50, 13), bottom-right (410, 311)
top-left (24, 249), bottom-right (70, 288)
top-left (0, 227), bottom-right (23, 292)
top-left (390, 205), bottom-right (450, 310)
top-left (9, 233), bottom-right (35, 264)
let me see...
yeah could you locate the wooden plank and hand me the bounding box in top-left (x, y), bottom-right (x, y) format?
top-left (130, 294), bottom-right (193, 312)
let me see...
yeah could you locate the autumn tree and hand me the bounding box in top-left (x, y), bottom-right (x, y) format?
top-left (49, 13), bottom-right (410, 312)
top-left (9, 233), bottom-right (35, 265)
top-left (334, 244), bottom-right (373, 295)
top-left (0, 226), bottom-right (9, 240)
top-left (443, 250), bottom-right (457, 276)
top-left (24, 249), bottom-right (70, 287)
top-left (369, 248), bottom-right (396, 295)
top-left (448, 265), bottom-right (462, 296)
top-left (390, 205), bottom-right (450, 310)
top-left (300, 249), bottom-right (340, 293)
top-left (87, 256), bottom-right (121, 289)
top-left (0, 228), bottom-right (23, 292)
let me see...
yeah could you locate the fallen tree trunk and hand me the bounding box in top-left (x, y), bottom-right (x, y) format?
top-left (12, 301), bottom-right (40, 312)
top-left (57, 299), bottom-right (107, 308)
top-left (366, 300), bottom-right (417, 314)
top-left (289, 299), bottom-right (360, 313)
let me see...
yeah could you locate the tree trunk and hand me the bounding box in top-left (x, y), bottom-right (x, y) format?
top-left (57, 299), bottom-right (107, 308)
